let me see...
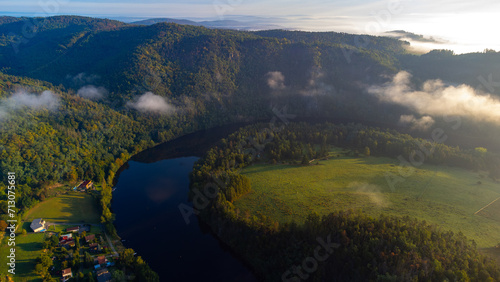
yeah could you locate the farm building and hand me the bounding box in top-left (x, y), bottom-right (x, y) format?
top-left (30, 218), bottom-right (46, 233)
top-left (79, 180), bottom-right (93, 190)
top-left (60, 233), bottom-right (72, 240)
top-left (62, 268), bottom-right (72, 280)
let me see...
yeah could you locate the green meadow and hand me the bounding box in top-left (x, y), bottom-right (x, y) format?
top-left (24, 192), bottom-right (101, 224)
top-left (0, 231), bottom-right (45, 281)
top-left (237, 153), bottom-right (500, 249)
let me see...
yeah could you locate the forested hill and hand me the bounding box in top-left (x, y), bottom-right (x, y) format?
top-left (3, 15), bottom-right (500, 282)
top-left (1, 15), bottom-right (500, 195)
top-left (0, 15), bottom-right (404, 103)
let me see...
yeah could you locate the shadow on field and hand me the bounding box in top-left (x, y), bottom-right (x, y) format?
top-left (17, 241), bottom-right (43, 252)
top-left (243, 164), bottom-right (294, 174)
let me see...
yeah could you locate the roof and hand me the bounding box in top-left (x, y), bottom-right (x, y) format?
top-left (30, 218), bottom-right (45, 231)
top-left (85, 234), bottom-right (95, 241)
top-left (81, 180), bottom-right (93, 188)
top-left (97, 255), bottom-right (107, 265)
top-left (60, 239), bottom-right (74, 245)
top-left (97, 269), bottom-right (112, 282)
top-left (89, 243), bottom-right (98, 248)
top-left (96, 268), bottom-right (109, 275)
top-left (66, 226), bottom-right (79, 232)
top-left (62, 268), bottom-right (72, 275)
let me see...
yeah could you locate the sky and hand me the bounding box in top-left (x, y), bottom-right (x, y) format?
top-left (1, 0), bottom-right (500, 53)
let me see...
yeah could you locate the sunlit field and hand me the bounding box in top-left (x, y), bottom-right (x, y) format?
top-left (0, 231), bottom-right (45, 281)
top-left (237, 152), bottom-right (500, 249)
top-left (24, 192), bottom-right (101, 224)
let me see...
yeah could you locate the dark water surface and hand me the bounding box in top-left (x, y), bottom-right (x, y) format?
top-left (112, 125), bottom-right (258, 282)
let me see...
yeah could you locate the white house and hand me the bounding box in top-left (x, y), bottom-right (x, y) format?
top-left (30, 218), bottom-right (46, 233)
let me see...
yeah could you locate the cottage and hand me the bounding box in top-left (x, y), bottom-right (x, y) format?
top-left (85, 234), bottom-right (96, 243)
top-left (96, 268), bottom-right (112, 282)
top-left (61, 239), bottom-right (75, 250)
top-left (79, 180), bottom-right (93, 190)
top-left (95, 255), bottom-right (107, 267)
top-left (30, 218), bottom-right (46, 233)
top-left (60, 233), bottom-right (72, 240)
top-left (66, 226), bottom-right (79, 233)
top-left (62, 268), bottom-right (72, 280)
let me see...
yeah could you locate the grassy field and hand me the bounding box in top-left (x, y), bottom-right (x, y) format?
top-left (477, 197), bottom-right (500, 222)
top-left (0, 231), bottom-right (45, 281)
top-left (24, 192), bottom-right (100, 224)
top-left (236, 153), bottom-right (500, 249)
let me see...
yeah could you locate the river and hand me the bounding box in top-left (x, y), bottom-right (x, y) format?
top-left (112, 125), bottom-right (258, 282)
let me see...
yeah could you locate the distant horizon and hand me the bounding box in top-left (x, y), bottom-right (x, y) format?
top-left (1, 4), bottom-right (499, 55)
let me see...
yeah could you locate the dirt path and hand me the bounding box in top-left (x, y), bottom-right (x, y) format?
top-left (104, 231), bottom-right (119, 257)
top-left (474, 196), bottom-right (500, 215)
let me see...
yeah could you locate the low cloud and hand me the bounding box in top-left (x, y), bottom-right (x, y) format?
top-left (66, 73), bottom-right (100, 86)
top-left (384, 30), bottom-right (447, 44)
top-left (7, 90), bottom-right (60, 110)
top-left (300, 69), bottom-right (336, 97)
top-left (348, 182), bottom-right (388, 208)
top-left (266, 71), bottom-right (285, 90)
top-left (127, 92), bottom-right (176, 114)
top-left (77, 85), bottom-right (107, 100)
top-left (369, 71), bottom-right (500, 125)
top-left (0, 89), bottom-right (60, 120)
top-left (399, 115), bottom-right (435, 131)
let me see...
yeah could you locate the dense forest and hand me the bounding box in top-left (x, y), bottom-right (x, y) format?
top-left (190, 122), bottom-right (500, 281)
top-left (0, 15), bottom-right (419, 218)
top-left (1, 15), bottom-right (500, 281)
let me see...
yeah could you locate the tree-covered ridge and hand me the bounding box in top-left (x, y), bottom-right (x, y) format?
top-left (254, 29), bottom-right (409, 54)
top-left (0, 72), bottom-right (194, 213)
top-left (5, 15), bottom-right (500, 140)
top-left (190, 122), bottom-right (500, 281)
top-left (0, 16), bottom-right (402, 100)
top-left (401, 49), bottom-right (500, 95)
top-left (0, 16), bottom-right (23, 25)
top-left (192, 122), bottom-right (494, 181)
top-left (1, 15), bottom-right (500, 122)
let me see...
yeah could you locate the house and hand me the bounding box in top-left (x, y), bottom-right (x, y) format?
top-left (66, 226), bottom-right (79, 233)
top-left (30, 218), bottom-right (46, 233)
top-left (79, 180), bottom-right (93, 190)
top-left (61, 239), bottom-right (75, 250)
top-left (95, 255), bottom-right (107, 267)
top-left (60, 233), bottom-right (72, 240)
top-left (96, 268), bottom-right (112, 282)
top-left (85, 234), bottom-right (96, 243)
top-left (89, 243), bottom-right (101, 253)
top-left (62, 268), bottom-right (72, 280)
